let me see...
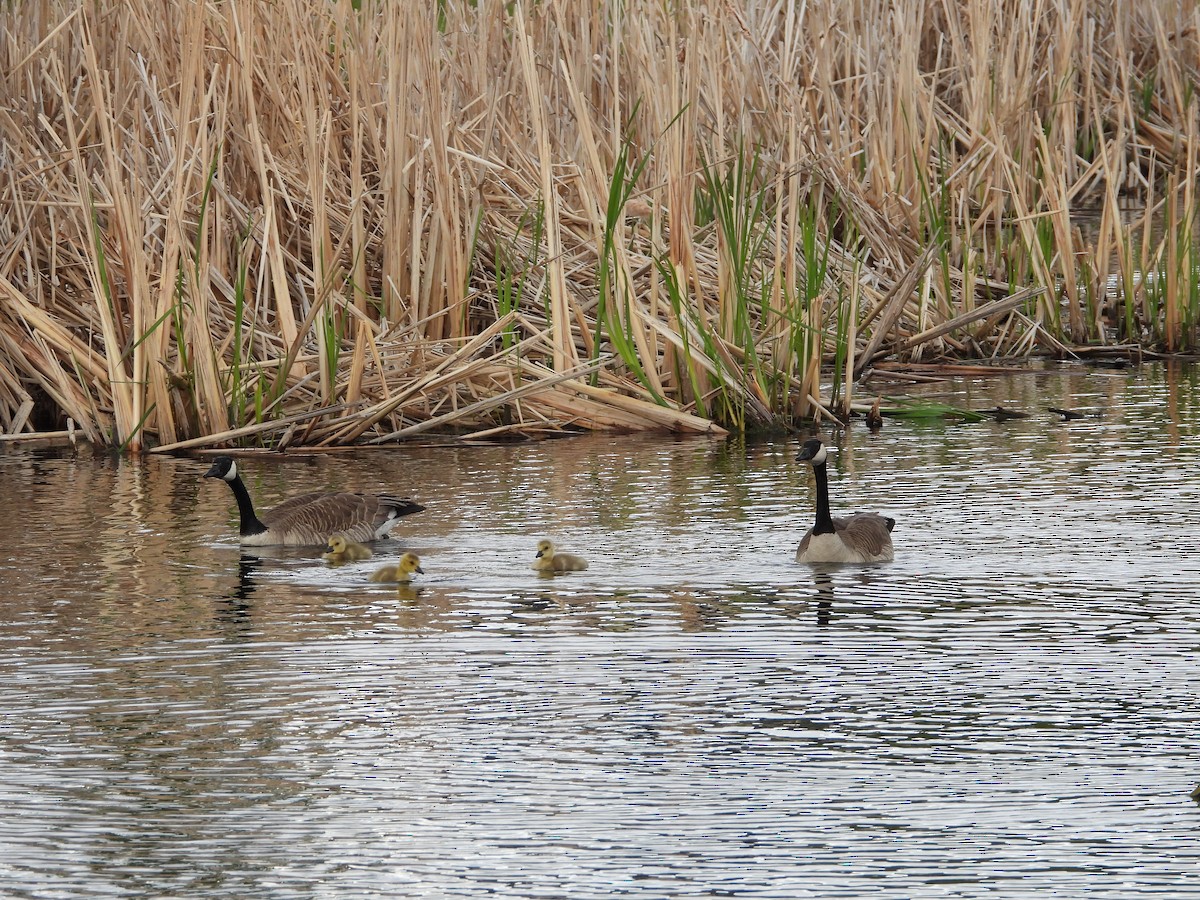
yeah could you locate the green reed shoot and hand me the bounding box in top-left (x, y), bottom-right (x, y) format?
top-left (916, 136), bottom-right (955, 326)
top-left (319, 294), bottom-right (341, 404)
top-left (1117, 229), bottom-right (1139, 343)
top-left (783, 193), bottom-right (834, 414)
top-left (701, 143), bottom-right (771, 354)
top-left (1034, 214), bottom-right (1061, 336)
top-left (696, 144), bottom-right (776, 427)
top-left (83, 193), bottom-right (127, 447)
top-left (227, 223), bottom-right (254, 426)
top-left (1165, 181), bottom-right (1199, 350)
top-left (593, 133), bottom-right (657, 399)
top-left (661, 258), bottom-right (741, 427)
top-left (495, 203), bottom-right (544, 352)
top-left (827, 280), bottom-right (852, 411)
top-left (1183, 236), bottom-right (1200, 350)
top-left (657, 255), bottom-right (710, 420)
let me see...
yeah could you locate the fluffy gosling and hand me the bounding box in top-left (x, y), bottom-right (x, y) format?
top-left (323, 534), bottom-right (374, 564)
top-left (370, 552), bottom-right (424, 584)
top-left (532, 539), bottom-right (588, 573)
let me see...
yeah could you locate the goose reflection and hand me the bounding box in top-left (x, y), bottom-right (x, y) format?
top-left (814, 570), bottom-right (835, 627)
top-left (215, 553), bottom-right (261, 627)
top-left (513, 593), bottom-right (562, 613)
top-left (232, 553), bottom-right (260, 602)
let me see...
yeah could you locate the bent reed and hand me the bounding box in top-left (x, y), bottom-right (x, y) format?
top-left (1, 1), bottom-right (1197, 451)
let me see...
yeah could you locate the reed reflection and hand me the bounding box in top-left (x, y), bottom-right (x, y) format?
top-left (673, 590), bottom-right (735, 632)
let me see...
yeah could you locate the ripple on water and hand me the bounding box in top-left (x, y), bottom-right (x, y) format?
top-left (2, 367), bottom-right (1200, 897)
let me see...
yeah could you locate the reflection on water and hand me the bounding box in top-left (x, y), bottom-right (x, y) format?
top-left (2, 363), bottom-right (1200, 897)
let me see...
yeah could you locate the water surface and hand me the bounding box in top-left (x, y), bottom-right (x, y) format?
top-left (2, 363), bottom-right (1199, 898)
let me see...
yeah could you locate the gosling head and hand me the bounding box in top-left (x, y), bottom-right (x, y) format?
top-left (535, 539), bottom-right (554, 559)
top-left (204, 455), bottom-right (238, 481)
top-left (326, 535), bottom-right (349, 554)
top-left (796, 438), bottom-right (828, 466)
top-left (398, 552), bottom-right (424, 576)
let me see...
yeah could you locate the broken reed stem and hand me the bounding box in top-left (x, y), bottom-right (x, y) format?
top-left (895, 286), bottom-right (1047, 354)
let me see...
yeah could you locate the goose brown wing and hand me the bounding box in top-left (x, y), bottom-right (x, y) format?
top-left (261, 492), bottom-right (423, 544)
top-left (261, 492), bottom-right (328, 520)
top-left (833, 514), bottom-right (894, 557)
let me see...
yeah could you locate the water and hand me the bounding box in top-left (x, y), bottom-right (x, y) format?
top-left (2, 362), bottom-right (1200, 898)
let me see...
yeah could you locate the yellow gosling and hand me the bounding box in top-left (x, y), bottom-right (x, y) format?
top-left (370, 552), bottom-right (424, 584)
top-left (323, 534), bottom-right (374, 564)
top-left (532, 539), bottom-right (588, 573)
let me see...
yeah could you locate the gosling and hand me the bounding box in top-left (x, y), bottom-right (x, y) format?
top-left (532, 539), bottom-right (588, 573)
top-left (370, 552), bottom-right (424, 584)
top-left (323, 534), bottom-right (374, 564)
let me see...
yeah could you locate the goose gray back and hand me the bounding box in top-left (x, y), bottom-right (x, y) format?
top-left (204, 456), bottom-right (424, 547)
top-left (795, 438), bottom-right (894, 564)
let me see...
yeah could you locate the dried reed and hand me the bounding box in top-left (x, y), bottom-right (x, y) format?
top-left (0, 1), bottom-right (1196, 449)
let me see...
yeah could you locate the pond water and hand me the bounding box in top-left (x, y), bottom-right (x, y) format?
top-left (2, 362), bottom-right (1199, 898)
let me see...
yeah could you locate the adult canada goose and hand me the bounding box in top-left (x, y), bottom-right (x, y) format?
top-left (532, 539), bottom-right (589, 573)
top-left (323, 534), bottom-right (373, 564)
top-left (369, 552), bottom-right (424, 584)
top-left (795, 438), bottom-right (894, 564)
top-left (204, 455), bottom-right (424, 547)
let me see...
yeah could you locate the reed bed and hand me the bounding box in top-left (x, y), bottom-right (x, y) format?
top-left (0, 1), bottom-right (1197, 450)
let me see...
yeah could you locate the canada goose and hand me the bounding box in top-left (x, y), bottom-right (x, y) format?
top-left (532, 539), bottom-right (588, 573)
top-left (204, 455), bottom-right (424, 547)
top-left (795, 438), bottom-right (894, 564)
top-left (323, 534), bottom-right (373, 564)
top-left (369, 552), bottom-right (424, 584)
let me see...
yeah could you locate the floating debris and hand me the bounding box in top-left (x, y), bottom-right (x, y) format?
top-left (1047, 407), bottom-right (1098, 420)
top-left (865, 396), bottom-right (884, 430)
top-left (983, 406), bottom-right (1030, 421)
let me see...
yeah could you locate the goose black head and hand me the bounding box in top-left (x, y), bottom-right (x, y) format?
top-left (797, 438), bottom-right (828, 465)
top-left (205, 456), bottom-right (237, 481)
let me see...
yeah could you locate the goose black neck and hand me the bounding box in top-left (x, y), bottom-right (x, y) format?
top-left (812, 461), bottom-right (836, 535)
top-left (227, 475), bottom-right (268, 537)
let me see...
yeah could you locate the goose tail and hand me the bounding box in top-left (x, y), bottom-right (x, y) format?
top-left (381, 496), bottom-right (425, 518)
